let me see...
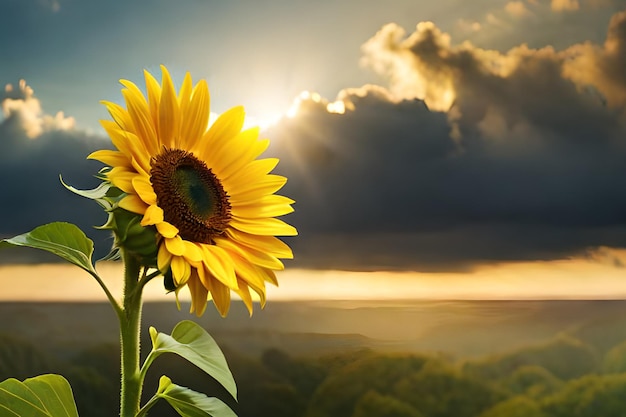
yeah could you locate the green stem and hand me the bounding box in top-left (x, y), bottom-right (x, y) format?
top-left (137, 268), bottom-right (162, 289)
top-left (119, 250), bottom-right (144, 417)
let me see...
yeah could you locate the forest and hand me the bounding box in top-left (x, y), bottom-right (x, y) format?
top-left (3, 300), bottom-right (626, 416)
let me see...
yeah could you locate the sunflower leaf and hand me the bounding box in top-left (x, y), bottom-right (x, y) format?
top-left (0, 222), bottom-right (97, 276)
top-left (157, 376), bottom-right (237, 417)
top-left (146, 321), bottom-right (237, 400)
top-left (0, 374), bottom-right (79, 417)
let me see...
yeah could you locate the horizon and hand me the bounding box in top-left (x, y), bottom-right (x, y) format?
top-left (3, 258), bottom-right (626, 303)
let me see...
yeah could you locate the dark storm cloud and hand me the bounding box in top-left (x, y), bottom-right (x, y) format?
top-left (0, 81), bottom-right (111, 262)
top-left (266, 9), bottom-right (626, 271)
top-left (4, 10), bottom-right (626, 272)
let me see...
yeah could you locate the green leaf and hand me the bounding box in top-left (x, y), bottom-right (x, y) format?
top-left (157, 376), bottom-right (237, 417)
top-left (147, 321), bottom-right (237, 400)
top-left (0, 222), bottom-right (97, 276)
top-left (0, 374), bottom-right (79, 417)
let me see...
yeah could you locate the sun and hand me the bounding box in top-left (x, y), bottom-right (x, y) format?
top-left (244, 112), bottom-right (284, 132)
top-left (240, 93), bottom-right (297, 132)
top-left (208, 109), bottom-right (284, 133)
top-left (209, 89), bottom-right (349, 133)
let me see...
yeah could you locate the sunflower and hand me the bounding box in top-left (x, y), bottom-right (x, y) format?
top-left (89, 66), bottom-right (296, 317)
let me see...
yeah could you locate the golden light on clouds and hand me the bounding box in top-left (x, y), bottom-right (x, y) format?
top-left (270, 256), bottom-right (626, 301)
top-left (360, 21), bottom-right (459, 112)
top-left (551, 0), bottom-right (580, 11)
top-left (245, 112), bottom-right (283, 131)
top-left (326, 99), bottom-right (346, 114)
top-left (285, 91), bottom-right (323, 118)
top-left (505, 1), bottom-right (532, 18)
top-left (2, 250), bottom-right (626, 302)
top-left (457, 19), bottom-right (482, 33)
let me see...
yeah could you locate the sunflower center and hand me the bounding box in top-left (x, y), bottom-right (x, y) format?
top-left (150, 148), bottom-right (231, 243)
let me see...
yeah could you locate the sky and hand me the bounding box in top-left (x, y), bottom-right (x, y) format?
top-left (2, 0), bottom-right (626, 299)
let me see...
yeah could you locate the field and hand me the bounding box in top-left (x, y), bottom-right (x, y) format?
top-left (3, 299), bottom-right (626, 416)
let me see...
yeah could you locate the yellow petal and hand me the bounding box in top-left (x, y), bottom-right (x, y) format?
top-left (223, 158), bottom-right (279, 185)
top-left (121, 88), bottom-right (158, 156)
top-left (107, 167), bottom-right (135, 194)
top-left (262, 268), bottom-right (278, 287)
top-left (229, 217), bottom-right (298, 237)
top-left (233, 194), bottom-right (295, 208)
top-left (195, 106), bottom-right (244, 159)
top-left (144, 69), bottom-right (161, 129)
top-left (225, 228), bottom-right (293, 259)
top-left (247, 276), bottom-right (267, 308)
top-left (177, 73), bottom-right (193, 117)
top-left (158, 65), bottom-right (180, 148)
top-left (101, 100), bottom-right (132, 131)
top-left (228, 175), bottom-right (288, 203)
top-left (196, 261), bottom-right (211, 289)
top-left (171, 255), bottom-right (191, 285)
top-left (250, 138), bottom-right (270, 159)
top-left (118, 194), bottom-right (148, 214)
top-left (209, 127), bottom-right (259, 178)
top-left (141, 204), bottom-right (164, 226)
top-left (131, 156), bottom-right (150, 178)
top-left (156, 221), bottom-right (179, 239)
top-left (187, 271), bottom-right (209, 317)
top-left (234, 278), bottom-right (254, 316)
top-left (178, 72), bottom-right (192, 104)
top-left (209, 276), bottom-right (231, 317)
top-left (133, 176), bottom-right (157, 206)
top-left (182, 241), bottom-right (203, 263)
top-left (87, 149), bottom-right (130, 168)
top-left (231, 200), bottom-right (294, 219)
top-left (180, 79), bottom-right (210, 149)
top-left (228, 251), bottom-right (269, 293)
top-left (202, 245), bottom-right (238, 289)
top-left (119, 79), bottom-right (147, 106)
top-left (157, 244), bottom-right (173, 272)
top-left (214, 237), bottom-right (284, 270)
top-left (165, 235), bottom-right (185, 256)
top-left (101, 120), bottom-right (151, 173)
top-left (231, 194), bottom-right (295, 219)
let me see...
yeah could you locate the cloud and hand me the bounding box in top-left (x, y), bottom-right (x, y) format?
top-left (264, 9), bottom-right (626, 271)
top-left (0, 80), bottom-right (111, 261)
top-left (564, 9), bottom-right (626, 107)
top-left (359, 22), bottom-right (458, 112)
top-left (456, 19), bottom-right (482, 33)
top-left (2, 80), bottom-right (75, 138)
top-left (551, 0), bottom-right (580, 11)
top-left (505, 1), bottom-right (533, 18)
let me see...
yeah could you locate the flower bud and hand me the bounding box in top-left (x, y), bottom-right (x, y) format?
top-left (102, 206), bottom-right (159, 267)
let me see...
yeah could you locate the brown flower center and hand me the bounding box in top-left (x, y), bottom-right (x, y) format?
top-left (150, 148), bottom-right (231, 243)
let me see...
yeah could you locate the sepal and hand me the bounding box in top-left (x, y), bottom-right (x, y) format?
top-left (62, 178), bottom-right (159, 267)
